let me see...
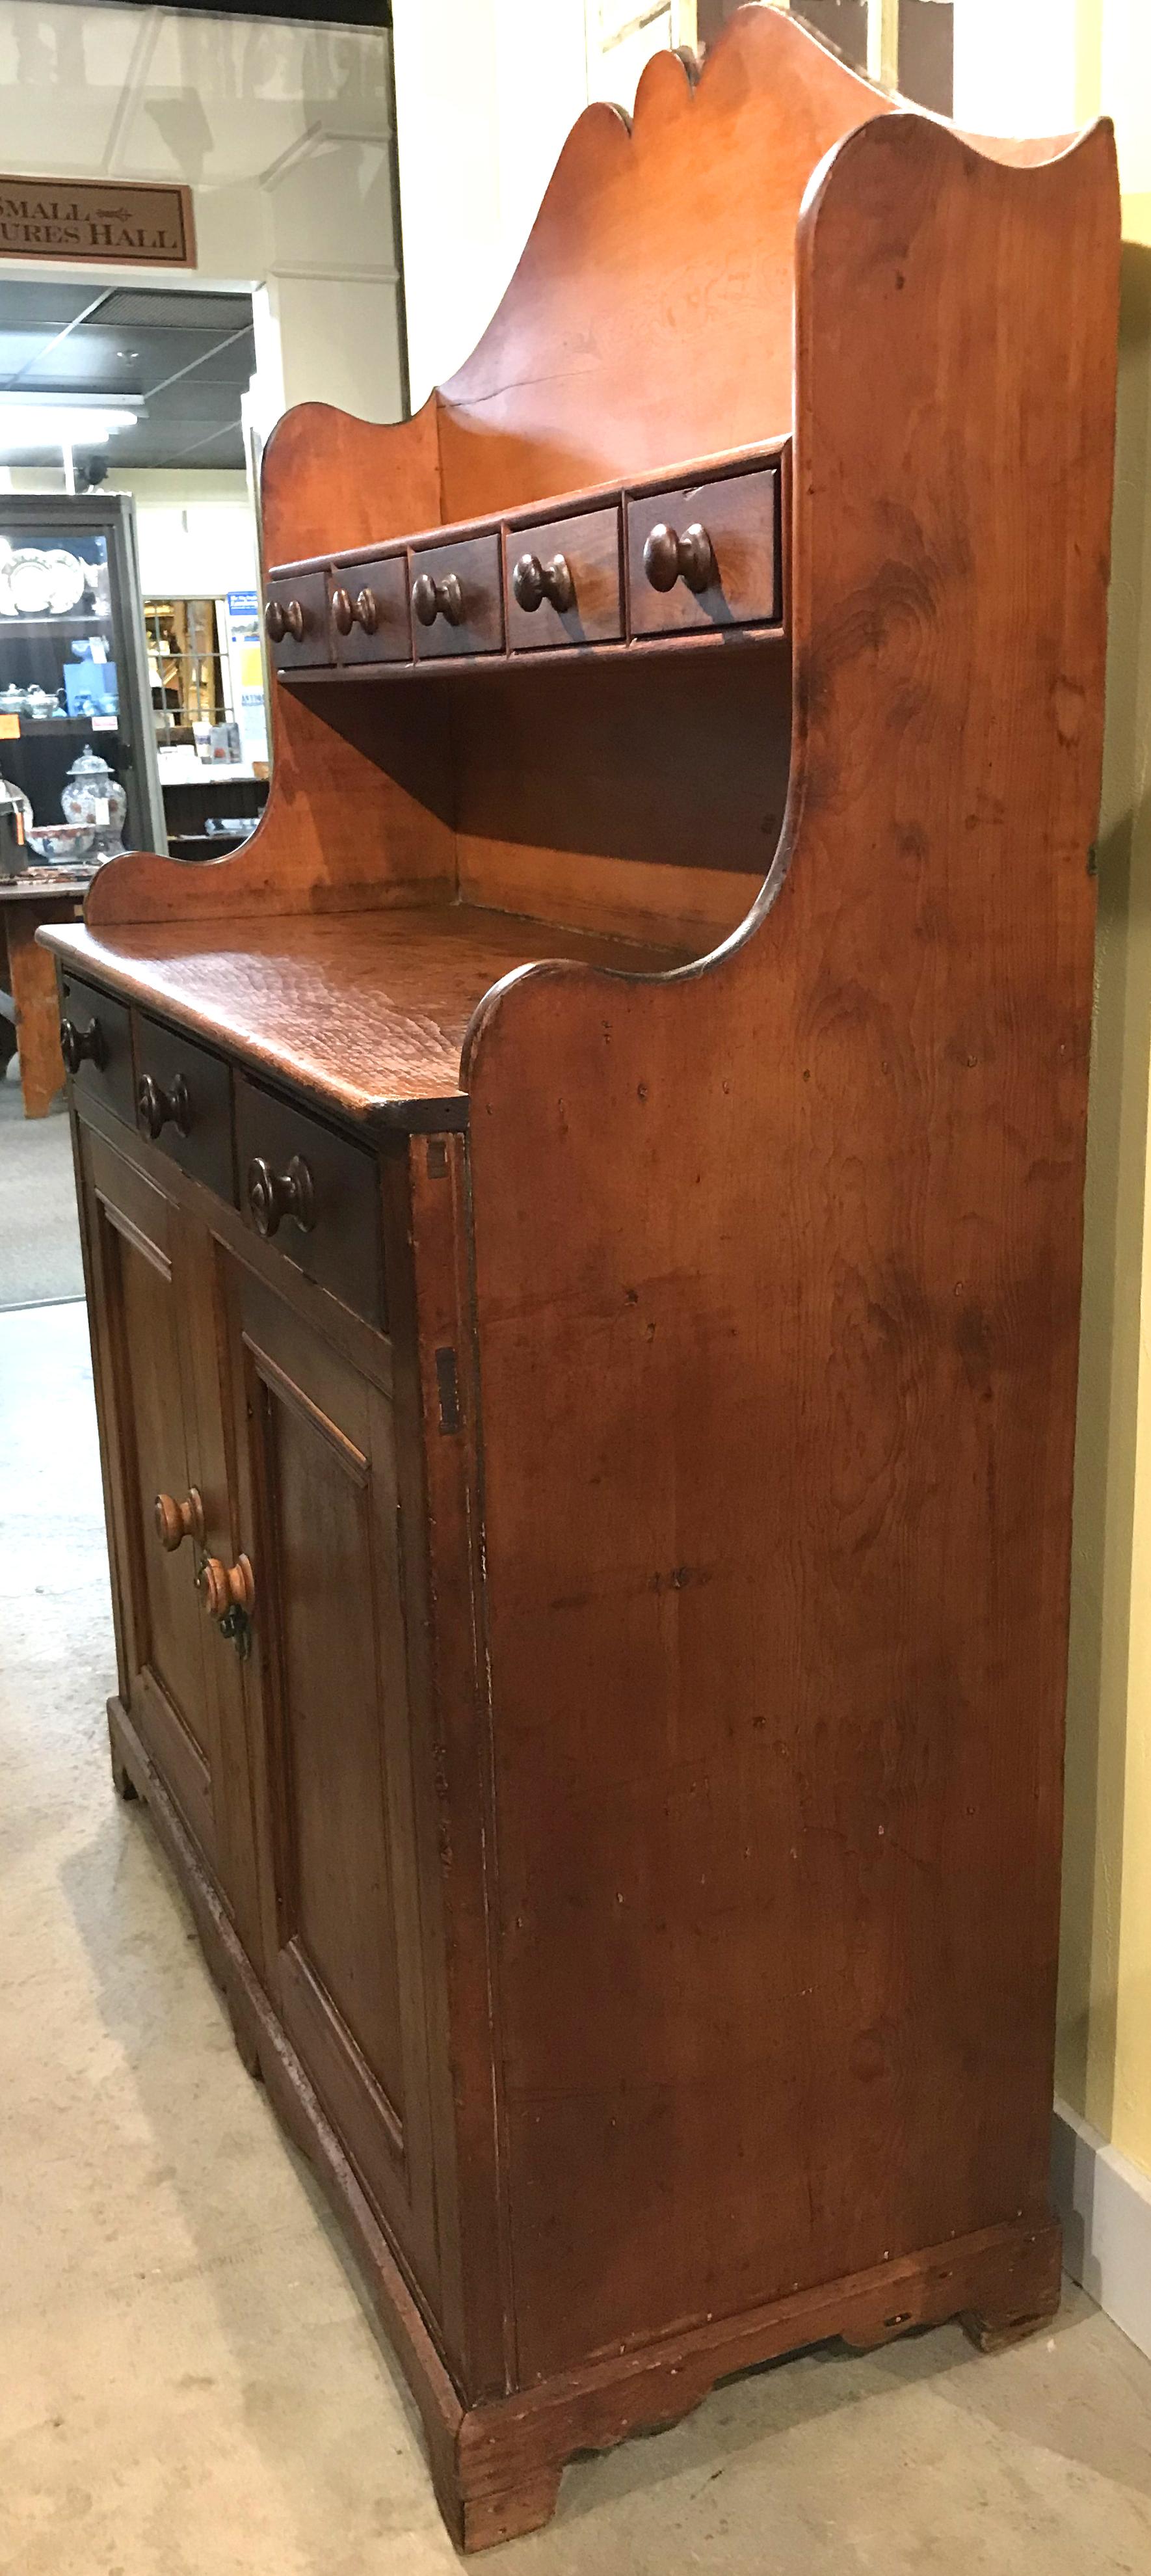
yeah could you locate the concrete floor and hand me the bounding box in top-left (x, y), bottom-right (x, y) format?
top-left (0, 1056), bottom-right (85, 1309)
top-left (4, 1300), bottom-right (1151, 2576)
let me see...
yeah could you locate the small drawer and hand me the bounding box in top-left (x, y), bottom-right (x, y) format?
top-left (235, 1076), bottom-right (384, 1330)
top-left (410, 533), bottom-right (503, 661)
top-left (627, 466), bottom-right (780, 637)
top-left (263, 568), bottom-right (332, 671)
top-left (330, 555), bottom-right (411, 666)
top-left (135, 1015), bottom-right (234, 1201)
top-left (59, 971), bottom-right (133, 1125)
top-left (505, 505), bottom-right (622, 651)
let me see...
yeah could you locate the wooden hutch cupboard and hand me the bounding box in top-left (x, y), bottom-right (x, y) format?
top-left (43, 10), bottom-right (1119, 2549)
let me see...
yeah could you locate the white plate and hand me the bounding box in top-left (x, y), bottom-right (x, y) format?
top-left (42, 549), bottom-right (88, 615)
top-left (7, 550), bottom-right (54, 617)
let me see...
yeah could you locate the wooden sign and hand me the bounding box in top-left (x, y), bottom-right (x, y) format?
top-left (0, 177), bottom-right (195, 269)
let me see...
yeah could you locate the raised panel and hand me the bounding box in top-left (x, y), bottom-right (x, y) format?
top-left (262, 1371), bottom-right (407, 2118)
top-left (79, 1126), bottom-right (217, 1862)
top-left (230, 1267), bottom-right (438, 2295)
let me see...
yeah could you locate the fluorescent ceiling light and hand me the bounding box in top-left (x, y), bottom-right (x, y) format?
top-left (0, 404), bottom-right (139, 452)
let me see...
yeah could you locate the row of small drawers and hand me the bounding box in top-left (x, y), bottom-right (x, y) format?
top-left (59, 969), bottom-right (384, 1330)
top-left (266, 460), bottom-right (780, 675)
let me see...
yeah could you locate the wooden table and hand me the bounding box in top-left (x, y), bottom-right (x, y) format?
top-left (0, 874), bottom-right (88, 1117)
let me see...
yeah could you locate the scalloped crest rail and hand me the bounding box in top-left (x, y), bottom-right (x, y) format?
top-left (40, 5), bottom-right (1118, 2549)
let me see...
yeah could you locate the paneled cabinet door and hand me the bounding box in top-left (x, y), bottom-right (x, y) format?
top-left (79, 1123), bottom-right (225, 1872)
top-left (224, 1264), bottom-right (440, 2309)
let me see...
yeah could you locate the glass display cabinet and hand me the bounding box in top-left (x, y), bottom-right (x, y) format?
top-left (0, 492), bottom-right (165, 866)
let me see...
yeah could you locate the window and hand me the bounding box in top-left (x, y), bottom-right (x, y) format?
top-left (790, 1), bottom-right (868, 75)
top-left (897, 0), bottom-right (953, 116)
top-left (143, 600), bottom-right (226, 744)
top-left (588, 4), bottom-right (698, 104)
top-left (695, 2), bottom-right (953, 118)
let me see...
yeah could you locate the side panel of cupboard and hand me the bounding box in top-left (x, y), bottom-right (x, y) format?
top-left (218, 1257), bottom-right (442, 2316)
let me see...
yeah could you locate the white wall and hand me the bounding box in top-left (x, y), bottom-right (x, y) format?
top-left (5, 462), bottom-right (257, 598)
top-left (103, 469), bottom-right (258, 598)
top-left (952, 0), bottom-right (1081, 132)
top-left (0, 3), bottom-right (404, 431)
top-left (392, 0), bottom-right (589, 409)
top-left (392, 0), bottom-right (697, 407)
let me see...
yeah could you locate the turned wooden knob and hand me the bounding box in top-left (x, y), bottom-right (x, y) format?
top-left (153, 1488), bottom-right (204, 1552)
top-left (198, 1553), bottom-right (256, 1620)
top-left (137, 1071), bottom-right (191, 1141)
top-left (642, 520), bottom-right (715, 595)
top-left (512, 550), bottom-right (575, 615)
top-left (59, 1015), bottom-right (107, 1074)
top-left (247, 1152), bottom-right (315, 1239)
top-left (332, 584), bottom-right (379, 637)
top-left (265, 595), bottom-right (305, 643)
top-left (412, 570), bottom-right (463, 628)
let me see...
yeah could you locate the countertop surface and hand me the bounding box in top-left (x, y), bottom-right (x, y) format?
top-left (39, 902), bottom-right (685, 1125)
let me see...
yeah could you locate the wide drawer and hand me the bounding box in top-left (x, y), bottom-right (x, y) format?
top-left (410, 533), bottom-right (503, 660)
top-left (505, 505), bottom-right (622, 650)
top-left (330, 554), bottom-right (411, 666)
top-left (264, 567), bottom-right (332, 671)
top-left (59, 971), bottom-right (134, 1125)
top-left (135, 1014), bottom-right (234, 1200)
top-left (235, 1076), bottom-right (385, 1329)
top-left (627, 465), bottom-right (780, 636)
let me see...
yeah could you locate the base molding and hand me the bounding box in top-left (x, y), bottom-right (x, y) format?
top-left (109, 1694), bottom-right (1065, 2552)
top-left (1052, 2097), bottom-right (1151, 2363)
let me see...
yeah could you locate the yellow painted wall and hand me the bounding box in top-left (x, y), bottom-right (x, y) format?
top-left (957, 0), bottom-right (1151, 2181)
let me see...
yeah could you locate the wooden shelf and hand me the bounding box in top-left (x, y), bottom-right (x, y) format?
top-left (44, 902), bottom-right (689, 1127)
top-left (0, 613), bottom-right (108, 634)
top-left (7, 717), bottom-right (121, 734)
top-left (281, 618), bottom-right (789, 694)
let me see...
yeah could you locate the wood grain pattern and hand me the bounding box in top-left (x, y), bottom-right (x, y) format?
top-left (234, 1077), bottom-right (385, 1323)
top-left (58, 969), bottom-right (134, 1125)
top-left (105, 1682), bottom-right (1060, 2551)
top-left (265, 568), bottom-right (331, 673)
top-left (42, 907), bottom-right (687, 1126)
top-left (451, 642), bottom-right (791, 946)
top-left (411, 534), bottom-right (504, 660)
top-left (225, 1265), bottom-right (441, 2303)
top-left (437, 12), bottom-right (887, 514)
top-left (626, 464), bottom-right (780, 634)
top-left (333, 556), bottom-right (412, 667)
top-left (133, 1014), bottom-right (235, 1200)
top-left (41, 10), bottom-right (1120, 2553)
top-left (463, 109), bottom-right (1118, 2385)
top-left (505, 505), bottom-right (622, 651)
top-left (1, 888), bottom-right (81, 1116)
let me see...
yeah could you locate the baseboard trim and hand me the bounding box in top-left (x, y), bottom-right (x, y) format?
top-left (1052, 2097), bottom-right (1151, 2362)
